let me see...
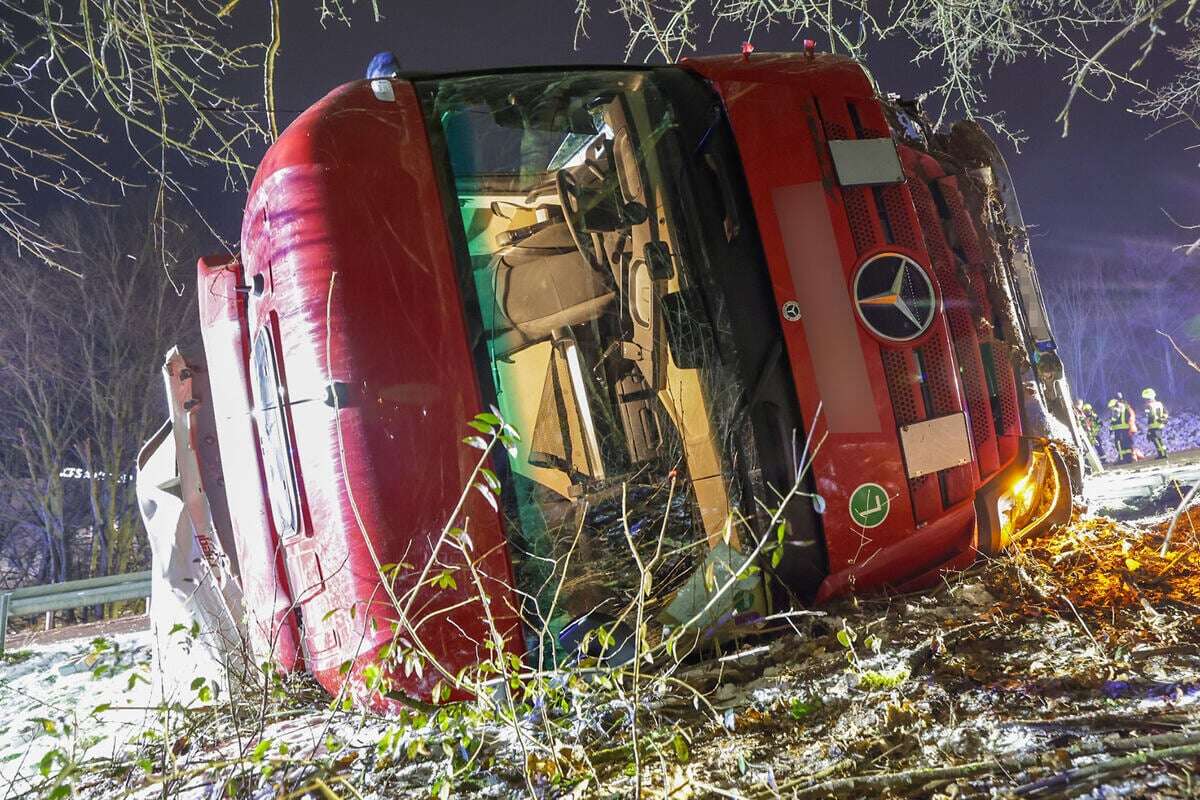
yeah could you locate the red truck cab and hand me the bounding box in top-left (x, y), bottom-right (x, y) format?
top-left (141, 52), bottom-right (1077, 706)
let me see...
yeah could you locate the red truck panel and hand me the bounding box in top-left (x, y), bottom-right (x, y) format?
top-left (928, 168), bottom-right (1023, 468)
top-left (683, 54), bottom-right (979, 595)
top-left (901, 148), bottom-right (1001, 477)
top-left (199, 55), bottom-right (1064, 707)
top-left (239, 80), bottom-right (521, 705)
top-left (197, 256), bottom-right (302, 671)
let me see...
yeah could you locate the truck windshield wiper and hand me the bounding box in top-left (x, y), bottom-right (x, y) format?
top-left (703, 152), bottom-right (741, 242)
top-left (690, 103), bottom-right (741, 242)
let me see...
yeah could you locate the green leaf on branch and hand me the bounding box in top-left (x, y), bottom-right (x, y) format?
top-left (250, 739), bottom-right (272, 763)
top-left (672, 731), bottom-right (690, 763)
top-left (479, 467), bottom-right (501, 493)
top-left (474, 481), bottom-right (498, 511)
top-left (431, 570), bottom-right (458, 591)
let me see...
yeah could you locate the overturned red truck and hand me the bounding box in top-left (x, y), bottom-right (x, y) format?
top-left (137, 51), bottom-right (1082, 706)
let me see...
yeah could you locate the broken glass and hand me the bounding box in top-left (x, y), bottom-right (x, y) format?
top-left (421, 70), bottom-right (797, 664)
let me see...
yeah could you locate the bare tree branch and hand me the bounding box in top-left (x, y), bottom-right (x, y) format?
top-left (574, 1), bottom-right (1196, 147)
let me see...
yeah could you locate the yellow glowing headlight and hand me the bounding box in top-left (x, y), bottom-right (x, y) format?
top-left (996, 447), bottom-right (1059, 549)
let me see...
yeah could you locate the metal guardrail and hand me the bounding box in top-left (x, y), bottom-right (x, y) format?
top-left (0, 571), bottom-right (151, 656)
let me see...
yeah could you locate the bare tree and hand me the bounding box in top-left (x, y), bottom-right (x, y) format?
top-left (0, 1), bottom-right (384, 265)
top-left (0, 1), bottom-right (271, 265)
top-left (0, 263), bottom-right (89, 584)
top-left (1043, 238), bottom-right (1200, 406)
top-left (1, 2), bottom-right (1197, 261)
top-left (1044, 264), bottom-right (1112, 403)
top-left (577, 2), bottom-right (1197, 140)
top-left (0, 198), bottom-right (196, 587)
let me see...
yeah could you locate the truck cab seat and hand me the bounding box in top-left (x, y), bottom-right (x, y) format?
top-left (489, 222), bottom-right (616, 357)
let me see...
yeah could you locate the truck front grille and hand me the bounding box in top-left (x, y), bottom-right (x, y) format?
top-left (818, 98), bottom-right (975, 523)
top-left (902, 153), bottom-right (1001, 479)
top-left (934, 173), bottom-right (1023, 465)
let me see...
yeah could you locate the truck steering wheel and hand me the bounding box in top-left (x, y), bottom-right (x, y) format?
top-left (556, 168), bottom-right (603, 272)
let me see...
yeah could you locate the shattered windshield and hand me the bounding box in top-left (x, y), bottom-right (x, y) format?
top-left (422, 70), bottom-right (766, 661)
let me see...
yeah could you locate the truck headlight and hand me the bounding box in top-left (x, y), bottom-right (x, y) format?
top-left (996, 447), bottom-right (1059, 549)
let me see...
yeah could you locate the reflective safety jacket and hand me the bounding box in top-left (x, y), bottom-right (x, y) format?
top-left (1110, 401), bottom-right (1131, 431)
top-left (1146, 400), bottom-right (1168, 430)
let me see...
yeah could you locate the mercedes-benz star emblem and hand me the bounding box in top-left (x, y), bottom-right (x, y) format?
top-left (852, 253), bottom-right (937, 342)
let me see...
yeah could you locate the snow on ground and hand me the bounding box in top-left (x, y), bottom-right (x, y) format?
top-left (0, 626), bottom-right (442, 798)
top-left (1084, 444), bottom-right (1200, 519)
top-left (1, 630), bottom-right (156, 796)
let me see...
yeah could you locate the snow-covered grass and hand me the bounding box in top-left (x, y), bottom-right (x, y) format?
top-left (11, 507), bottom-right (1200, 800)
top-left (0, 626), bottom-right (466, 799)
top-left (0, 631), bottom-right (156, 797)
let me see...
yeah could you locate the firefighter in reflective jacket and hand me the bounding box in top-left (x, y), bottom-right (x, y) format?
top-left (1142, 388), bottom-right (1169, 459)
top-left (1108, 394), bottom-right (1136, 464)
top-left (1074, 399), bottom-right (1101, 448)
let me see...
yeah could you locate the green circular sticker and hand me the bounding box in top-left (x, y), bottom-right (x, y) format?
top-left (849, 483), bottom-right (890, 529)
